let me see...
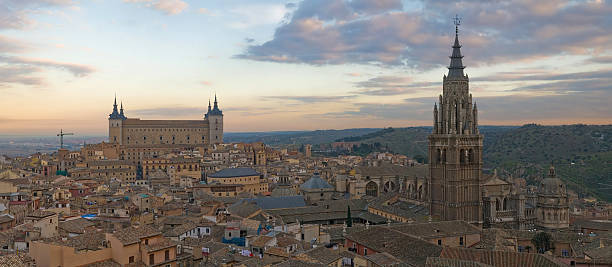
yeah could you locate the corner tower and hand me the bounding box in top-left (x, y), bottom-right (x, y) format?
top-left (428, 18), bottom-right (484, 223)
top-left (206, 94), bottom-right (224, 144)
top-left (108, 95), bottom-right (126, 144)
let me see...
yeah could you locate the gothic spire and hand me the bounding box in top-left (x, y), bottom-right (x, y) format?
top-left (213, 94), bottom-right (218, 109)
top-left (208, 98), bottom-right (212, 112)
top-left (448, 15), bottom-right (465, 78)
top-left (119, 101), bottom-right (126, 119)
top-left (109, 94), bottom-right (120, 119)
top-left (113, 94), bottom-right (118, 112)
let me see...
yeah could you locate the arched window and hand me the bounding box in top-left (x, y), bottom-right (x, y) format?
top-left (460, 149), bottom-right (466, 164)
top-left (495, 199), bottom-right (500, 211)
top-left (365, 181), bottom-right (378, 197)
top-left (503, 198), bottom-right (507, 210)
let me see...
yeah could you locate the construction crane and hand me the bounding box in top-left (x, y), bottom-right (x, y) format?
top-left (57, 129), bottom-right (74, 149)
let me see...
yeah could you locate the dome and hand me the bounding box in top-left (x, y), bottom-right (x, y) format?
top-left (300, 173), bottom-right (333, 191)
top-left (538, 165), bottom-right (566, 195)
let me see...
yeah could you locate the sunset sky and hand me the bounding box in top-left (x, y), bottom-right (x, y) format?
top-left (1, 0), bottom-right (611, 135)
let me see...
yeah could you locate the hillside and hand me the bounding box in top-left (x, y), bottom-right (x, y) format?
top-left (224, 128), bottom-right (380, 146)
top-left (328, 124), bottom-right (612, 201)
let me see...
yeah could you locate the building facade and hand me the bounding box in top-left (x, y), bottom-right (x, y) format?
top-left (108, 95), bottom-right (223, 146)
top-left (428, 23), bottom-right (484, 224)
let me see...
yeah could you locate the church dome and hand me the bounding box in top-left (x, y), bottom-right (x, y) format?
top-left (300, 173), bottom-right (333, 191)
top-left (538, 165), bottom-right (566, 195)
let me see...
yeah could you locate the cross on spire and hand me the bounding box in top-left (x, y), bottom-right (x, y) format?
top-left (453, 14), bottom-right (461, 35)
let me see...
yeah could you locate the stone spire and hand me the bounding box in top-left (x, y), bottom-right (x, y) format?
top-left (448, 15), bottom-right (465, 78)
top-left (119, 101), bottom-right (126, 119)
top-left (208, 98), bottom-right (212, 113)
top-left (109, 95), bottom-right (121, 119)
top-left (208, 93), bottom-right (223, 116)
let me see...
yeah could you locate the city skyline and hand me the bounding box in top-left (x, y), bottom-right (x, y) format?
top-left (1, 0), bottom-right (611, 135)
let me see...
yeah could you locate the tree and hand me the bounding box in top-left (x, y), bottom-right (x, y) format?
top-left (346, 205), bottom-right (352, 227)
top-left (531, 232), bottom-right (552, 253)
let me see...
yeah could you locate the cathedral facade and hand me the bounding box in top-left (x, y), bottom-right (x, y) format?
top-left (428, 23), bottom-right (484, 224)
top-left (108, 96), bottom-right (223, 146)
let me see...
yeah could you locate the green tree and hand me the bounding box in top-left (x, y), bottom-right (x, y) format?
top-left (346, 206), bottom-right (352, 227)
top-left (532, 232), bottom-right (552, 253)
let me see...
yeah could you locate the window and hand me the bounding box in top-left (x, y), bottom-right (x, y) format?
top-left (437, 240), bottom-right (442, 246)
top-left (129, 256), bottom-right (134, 263)
top-left (149, 253), bottom-right (155, 264)
top-left (562, 249), bottom-right (569, 257)
top-left (144, 239), bottom-right (148, 245)
top-left (165, 250), bottom-right (170, 261)
top-left (459, 237), bottom-right (464, 246)
top-left (364, 248), bottom-right (367, 255)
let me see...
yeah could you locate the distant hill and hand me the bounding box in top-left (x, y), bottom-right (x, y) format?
top-left (328, 124), bottom-right (612, 202)
top-left (224, 128), bottom-right (380, 146)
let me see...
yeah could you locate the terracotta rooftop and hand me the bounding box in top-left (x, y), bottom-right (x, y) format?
top-left (439, 246), bottom-right (566, 267)
top-left (112, 225), bottom-right (161, 245)
top-left (26, 210), bottom-right (56, 218)
top-left (0, 254), bottom-right (35, 267)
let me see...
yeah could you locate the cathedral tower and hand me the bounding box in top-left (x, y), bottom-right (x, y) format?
top-left (205, 94), bottom-right (224, 144)
top-left (428, 19), bottom-right (484, 223)
top-left (108, 95), bottom-right (126, 144)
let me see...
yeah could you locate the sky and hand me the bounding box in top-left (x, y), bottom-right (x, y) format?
top-left (0, 0), bottom-right (611, 135)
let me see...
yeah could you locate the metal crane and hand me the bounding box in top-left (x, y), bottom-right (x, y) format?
top-left (57, 129), bottom-right (74, 149)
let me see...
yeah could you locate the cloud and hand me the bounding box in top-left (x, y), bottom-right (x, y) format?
top-left (123, 0), bottom-right (188, 15)
top-left (0, 0), bottom-right (74, 30)
top-left (228, 4), bottom-right (290, 29)
top-left (352, 76), bottom-right (440, 95)
top-left (262, 95), bottom-right (356, 103)
top-left (200, 81), bottom-right (213, 86)
top-left (0, 35), bottom-right (31, 53)
top-left (238, 0), bottom-right (612, 68)
top-left (0, 56), bottom-right (95, 77)
top-left (349, 0), bottom-right (402, 14)
top-left (0, 65), bottom-right (45, 87)
top-left (152, 0), bottom-right (187, 15)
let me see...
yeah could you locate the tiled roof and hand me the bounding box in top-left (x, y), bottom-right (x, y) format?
top-left (209, 167), bottom-right (260, 178)
top-left (251, 235), bottom-right (274, 247)
top-left (265, 247), bottom-right (289, 258)
top-left (27, 210), bottom-right (56, 218)
top-left (113, 225), bottom-right (161, 245)
top-left (143, 238), bottom-right (177, 252)
top-left (345, 226), bottom-right (443, 265)
top-left (0, 214), bottom-right (14, 224)
top-left (0, 254), bottom-right (34, 267)
top-left (273, 259), bottom-right (326, 267)
top-left (42, 232), bottom-right (107, 251)
top-left (59, 218), bottom-right (95, 234)
top-left (163, 222), bottom-right (197, 237)
top-left (365, 252), bottom-right (402, 266)
top-left (389, 220), bottom-right (481, 239)
top-left (303, 246), bottom-right (341, 265)
top-left (439, 247), bottom-right (566, 267)
top-left (240, 196), bottom-right (306, 210)
top-left (426, 257), bottom-right (493, 267)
